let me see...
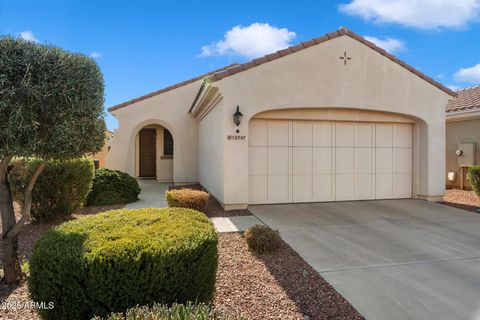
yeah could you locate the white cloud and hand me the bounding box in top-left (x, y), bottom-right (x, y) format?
top-left (454, 63), bottom-right (480, 83)
top-left (363, 35), bottom-right (405, 53)
top-left (19, 31), bottom-right (38, 42)
top-left (339, 0), bottom-right (480, 29)
top-left (447, 84), bottom-right (461, 91)
top-left (200, 23), bottom-right (296, 59)
top-left (89, 52), bottom-right (102, 59)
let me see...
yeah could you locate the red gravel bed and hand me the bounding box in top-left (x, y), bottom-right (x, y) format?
top-left (214, 233), bottom-right (364, 320)
top-left (439, 189), bottom-right (480, 212)
top-left (169, 184), bottom-right (252, 218)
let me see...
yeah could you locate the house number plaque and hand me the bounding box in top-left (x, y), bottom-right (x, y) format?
top-left (227, 135), bottom-right (246, 140)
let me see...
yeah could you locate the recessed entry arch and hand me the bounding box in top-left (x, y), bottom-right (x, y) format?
top-left (134, 120), bottom-right (174, 181)
top-left (248, 108), bottom-right (423, 204)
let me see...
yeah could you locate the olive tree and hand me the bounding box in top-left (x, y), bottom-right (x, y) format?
top-left (0, 37), bottom-right (105, 283)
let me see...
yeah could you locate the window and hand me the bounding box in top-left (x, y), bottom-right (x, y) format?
top-left (163, 129), bottom-right (173, 156)
top-left (93, 160), bottom-right (100, 169)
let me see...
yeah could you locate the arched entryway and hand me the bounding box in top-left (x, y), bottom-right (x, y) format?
top-left (136, 124), bottom-right (174, 181)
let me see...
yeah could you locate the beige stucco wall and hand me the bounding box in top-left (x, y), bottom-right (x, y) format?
top-left (200, 35), bottom-right (451, 208)
top-left (446, 117), bottom-right (480, 188)
top-left (198, 101), bottom-right (225, 201)
top-left (106, 81), bottom-right (199, 183)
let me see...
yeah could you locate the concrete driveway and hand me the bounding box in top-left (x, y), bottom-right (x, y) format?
top-left (250, 199), bottom-right (480, 320)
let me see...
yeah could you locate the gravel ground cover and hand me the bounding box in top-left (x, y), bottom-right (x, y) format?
top-left (1, 198), bottom-right (363, 319)
top-left (440, 189), bottom-right (480, 212)
top-left (215, 233), bottom-right (364, 320)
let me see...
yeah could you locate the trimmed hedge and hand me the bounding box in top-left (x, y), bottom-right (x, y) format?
top-left (94, 302), bottom-right (243, 320)
top-left (9, 158), bottom-right (94, 222)
top-left (244, 225), bottom-right (283, 254)
top-left (468, 166), bottom-right (480, 196)
top-left (86, 168), bottom-right (140, 206)
top-left (166, 189), bottom-right (210, 213)
top-left (28, 208), bottom-right (218, 320)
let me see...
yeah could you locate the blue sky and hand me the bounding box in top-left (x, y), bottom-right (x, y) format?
top-left (1, 0), bottom-right (480, 130)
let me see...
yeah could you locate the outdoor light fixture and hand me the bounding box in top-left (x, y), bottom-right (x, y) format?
top-left (233, 105), bottom-right (243, 133)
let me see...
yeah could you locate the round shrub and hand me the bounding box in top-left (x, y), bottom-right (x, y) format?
top-left (244, 225), bottom-right (283, 254)
top-left (468, 166), bottom-right (480, 197)
top-left (166, 188), bottom-right (210, 213)
top-left (28, 208), bottom-right (218, 320)
top-left (9, 157), bottom-right (94, 222)
top-left (86, 168), bottom-right (140, 206)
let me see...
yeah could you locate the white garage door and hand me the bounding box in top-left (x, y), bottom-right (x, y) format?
top-left (249, 119), bottom-right (412, 204)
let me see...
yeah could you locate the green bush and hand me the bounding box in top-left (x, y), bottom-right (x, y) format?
top-left (9, 158), bottom-right (94, 222)
top-left (86, 168), bottom-right (140, 206)
top-left (468, 166), bottom-right (480, 196)
top-left (29, 208), bottom-right (218, 320)
top-left (166, 189), bottom-right (210, 213)
top-left (94, 302), bottom-right (243, 320)
top-left (244, 225), bottom-right (283, 254)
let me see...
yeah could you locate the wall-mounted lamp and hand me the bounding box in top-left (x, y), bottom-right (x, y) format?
top-left (233, 105), bottom-right (243, 133)
top-left (456, 149), bottom-right (463, 156)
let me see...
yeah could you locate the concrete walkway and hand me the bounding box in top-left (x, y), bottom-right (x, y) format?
top-left (211, 216), bottom-right (263, 233)
top-left (125, 179), bottom-right (169, 209)
top-left (125, 180), bottom-right (262, 232)
top-left (250, 199), bottom-right (480, 320)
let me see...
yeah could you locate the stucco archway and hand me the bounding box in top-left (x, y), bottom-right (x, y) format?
top-left (131, 120), bottom-right (175, 182)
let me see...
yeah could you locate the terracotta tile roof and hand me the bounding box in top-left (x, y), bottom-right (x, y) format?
top-left (109, 27), bottom-right (456, 113)
top-left (209, 27), bottom-right (456, 97)
top-left (108, 64), bottom-right (240, 112)
top-left (446, 86), bottom-right (480, 113)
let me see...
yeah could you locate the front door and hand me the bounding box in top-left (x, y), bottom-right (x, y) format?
top-left (139, 128), bottom-right (156, 177)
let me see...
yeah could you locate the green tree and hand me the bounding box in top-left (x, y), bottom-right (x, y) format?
top-left (0, 37), bottom-right (105, 283)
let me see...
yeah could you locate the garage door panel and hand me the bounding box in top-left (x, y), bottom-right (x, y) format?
top-left (293, 175), bottom-right (313, 201)
top-left (394, 173), bottom-right (412, 197)
top-left (336, 174), bottom-right (355, 200)
top-left (355, 123), bottom-right (374, 147)
top-left (268, 147), bottom-right (289, 175)
top-left (293, 121), bottom-right (313, 147)
top-left (249, 147), bottom-right (267, 175)
top-left (355, 174), bottom-right (374, 199)
top-left (376, 173), bottom-right (393, 198)
top-left (376, 148), bottom-right (393, 173)
top-left (336, 123), bottom-right (355, 147)
top-left (268, 175), bottom-right (290, 202)
top-left (313, 175), bottom-right (334, 201)
top-left (268, 121), bottom-right (290, 146)
top-left (355, 148), bottom-right (373, 174)
top-left (313, 147), bottom-right (333, 174)
top-left (394, 148), bottom-right (412, 173)
top-left (249, 175), bottom-right (267, 203)
top-left (293, 147), bottom-right (312, 174)
top-left (336, 148), bottom-right (354, 174)
top-left (313, 122), bottom-right (334, 147)
top-left (376, 124), bottom-right (393, 147)
top-left (249, 120), bottom-right (268, 146)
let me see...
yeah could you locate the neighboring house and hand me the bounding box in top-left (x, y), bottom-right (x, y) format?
top-left (88, 131), bottom-right (113, 169)
top-left (445, 86), bottom-right (480, 189)
top-left (106, 27), bottom-right (455, 209)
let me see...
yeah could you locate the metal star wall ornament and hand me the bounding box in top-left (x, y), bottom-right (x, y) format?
top-left (339, 51), bottom-right (352, 66)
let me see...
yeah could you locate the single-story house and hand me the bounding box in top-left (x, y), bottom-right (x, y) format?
top-left (445, 86), bottom-right (480, 189)
top-left (106, 27), bottom-right (455, 209)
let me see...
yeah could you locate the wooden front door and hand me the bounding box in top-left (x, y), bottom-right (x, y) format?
top-left (139, 128), bottom-right (156, 177)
